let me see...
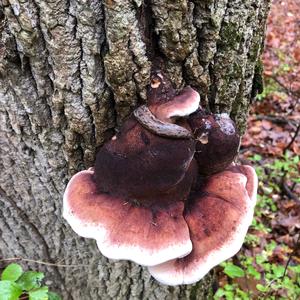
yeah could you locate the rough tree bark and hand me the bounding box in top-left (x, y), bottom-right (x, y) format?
top-left (0, 0), bottom-right (270, 299)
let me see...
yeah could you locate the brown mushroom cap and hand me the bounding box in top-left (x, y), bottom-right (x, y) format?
top-left (94, 117), bottom-right (196, 204)
top-left (149, 87), bottom-right (200, 122)
top-left (148, 165), bottom-right (258, 285)
top-left (188, 111), bottom-right (240, 175)
top-left (63, 169), bottom-right (194, 266)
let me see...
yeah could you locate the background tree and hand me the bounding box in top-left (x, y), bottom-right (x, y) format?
top-left (0, 0), bottom-right (270, 299)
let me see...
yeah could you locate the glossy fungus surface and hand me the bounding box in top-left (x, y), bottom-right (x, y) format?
top-left (63, 71), bottom-right (257, 285)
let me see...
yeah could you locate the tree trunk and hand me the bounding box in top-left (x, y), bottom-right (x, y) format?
top-left (0, 0), bottom-right (269, 299)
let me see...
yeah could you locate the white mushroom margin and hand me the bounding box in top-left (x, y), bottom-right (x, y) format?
top-left (63, 170), bottom-right (193, 267)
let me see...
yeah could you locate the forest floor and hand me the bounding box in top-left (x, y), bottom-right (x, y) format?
top-left (215, 0), bottom-right (300, 299)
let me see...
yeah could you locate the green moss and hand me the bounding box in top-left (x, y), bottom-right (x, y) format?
top-left (248, 38), bottom-right (261, 62)
top-left (219, 22), bottom-right (242, 49)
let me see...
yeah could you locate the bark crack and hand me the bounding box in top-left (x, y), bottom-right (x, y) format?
top-left (208, 0), bottom-right (230, 112)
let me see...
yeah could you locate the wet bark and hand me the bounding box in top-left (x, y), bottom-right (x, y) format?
top-left (0, 0), bottom-right (269, 299)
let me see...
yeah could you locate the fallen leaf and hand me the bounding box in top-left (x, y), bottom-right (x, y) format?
top-left (276, 214), bottom-right (300, 229)
top-left (293, 46), bottom-right (300, 62)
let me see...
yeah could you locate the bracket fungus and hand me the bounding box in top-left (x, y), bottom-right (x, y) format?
top-left (63, 71), bottom-right (258, 285)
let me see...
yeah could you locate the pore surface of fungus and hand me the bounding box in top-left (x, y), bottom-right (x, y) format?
top-left (63, 71), bottom-right (258, 285)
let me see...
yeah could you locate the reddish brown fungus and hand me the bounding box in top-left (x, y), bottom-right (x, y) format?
top-left (188, 111), bottom-right (240, 175)
top-left (63, 71), bottom-right (257, 285)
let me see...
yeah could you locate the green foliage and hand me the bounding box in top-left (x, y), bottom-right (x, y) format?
top-left (266, 153), bottom-right (299, 185)
top-left (48, 292), bottom-right (61, 300)
top-left (215, 245), bottom-right (300, 299)
top-left (251, 218), bottom-right (271, 233)
top-left (248, 152), bottom-right (299, 217)
top-left (214, 283), bottom-right (250, 300)
top-left (17, 272), bottom-right (44, 292)
top-left (0, 281), bottom-right (22, 300)
top-left (256, 78), bottom-right (283, 101)
top-left (222, 263), bottom-right (245, 278)
top-left (244, 233), bottom-right (260, 247)
top-left (0, 263), bottom-right (61, 300)
top-left (274, 48), bottom-right (293, 75)
top-left (28, 287), bottom-right (48, 300)
top-left (252, 261), bottom-right (300, 299)
top-left (1, 265), bottom-right (23, 282)
top-left (255, 194), bottom-right (277, 217)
